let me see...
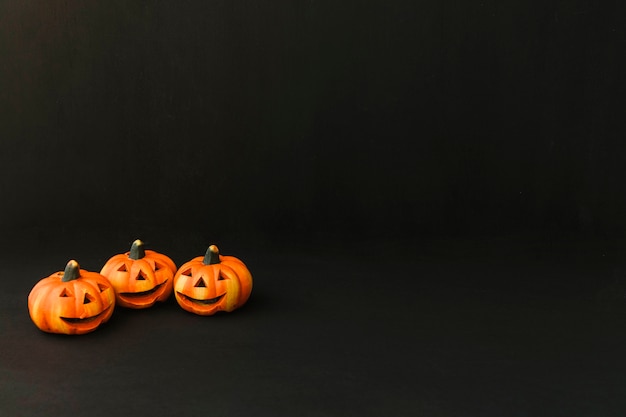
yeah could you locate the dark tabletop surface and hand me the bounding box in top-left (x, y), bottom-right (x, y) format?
top-left (2, 234), bottom-right (626, 417)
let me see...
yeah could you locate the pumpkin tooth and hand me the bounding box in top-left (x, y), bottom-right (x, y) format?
top-left (61, 316), bottom-right (98, 324)
top-left (119, 280), bottom-right (167, 297)
top-left (60, 306), bottom-right (111, 324)
top-left (177, 292), bottom-right (225, 305)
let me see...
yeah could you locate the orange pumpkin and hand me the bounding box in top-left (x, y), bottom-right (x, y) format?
top-left (100, 239), bottom-right (176, 309)
top-left (173, 245), bottom-right (252, 315)
top-left (28, 260), bottom-right (116, 335)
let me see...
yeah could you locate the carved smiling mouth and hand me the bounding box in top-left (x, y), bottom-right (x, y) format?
top-left (119, 280), bottom-right (168, 298)
top-left (177, 292), bottom-right (225, 305)
top-left (61, 306), bottom-right (111, 324)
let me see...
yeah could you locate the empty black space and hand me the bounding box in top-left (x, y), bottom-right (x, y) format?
top-left (1, 1), bottom-right (626, 416)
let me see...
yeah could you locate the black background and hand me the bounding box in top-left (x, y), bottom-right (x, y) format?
top-left (2, 1), bottom-right (626, 416)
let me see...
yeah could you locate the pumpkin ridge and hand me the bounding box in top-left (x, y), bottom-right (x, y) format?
top-left (147, 251), bottom-right (177, 272)
top-left (220, 255), bottom-right (247, 267)
top-left (100, 255), bottom-right (130, 275)
top-left (79, 279), bottom-right (105, 298)
top-left (29, 277), bottom-right (60, 294)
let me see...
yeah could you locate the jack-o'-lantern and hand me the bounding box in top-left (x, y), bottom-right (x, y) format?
top-left (28, 260), bottom-right (116, 335)
top-left (173, 245), bottom-right (252, 315)
top-left (100, 239), bottom-right (176, 309)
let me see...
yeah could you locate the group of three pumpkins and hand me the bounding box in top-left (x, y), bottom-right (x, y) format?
top-left (27, 240), bottom-right (253, 335)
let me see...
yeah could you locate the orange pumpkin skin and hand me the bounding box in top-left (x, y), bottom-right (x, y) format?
top-left (173, 245), bottom-right (252, 316)
top-left (28, 260), bottom-right (116, 335)
top-left (100, 240), bottom-right (176, 309)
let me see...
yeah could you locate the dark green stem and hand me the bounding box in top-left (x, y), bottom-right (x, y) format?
top-left (129, 239), bottom-right (146, 260)
top-left (61, 260), bottom-right (81, 282)
top-left (203, 245), bottom-right (221, 265)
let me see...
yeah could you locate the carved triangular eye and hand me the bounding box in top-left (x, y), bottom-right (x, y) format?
top-left (181, 268), bottom-right (192, 276)
top-left (217, 274), bottom-right (225, 281)
top-left (194, 277), bottom-right (207, 287)
top-left (154, 262), bottom-right (162, 271)
top-left (97, 283), bottom-right (109, 292)
top-left (60, 288), bottom-right (73, 298)
top-left (117, 264), bottom-right (128, 272)
top-left (83, 293), bottom-right (95, 304)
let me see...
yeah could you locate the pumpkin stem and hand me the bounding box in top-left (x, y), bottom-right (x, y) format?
top-left (61, 260), bottom-right (81, 282)
top-left (203, 245), bottom-right (221, 265)
top-left (129, 239), bottom-right (146, 260)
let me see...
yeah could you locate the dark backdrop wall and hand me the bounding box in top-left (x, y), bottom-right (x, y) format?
top-left (1, 1), bottom-right (624, 250)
